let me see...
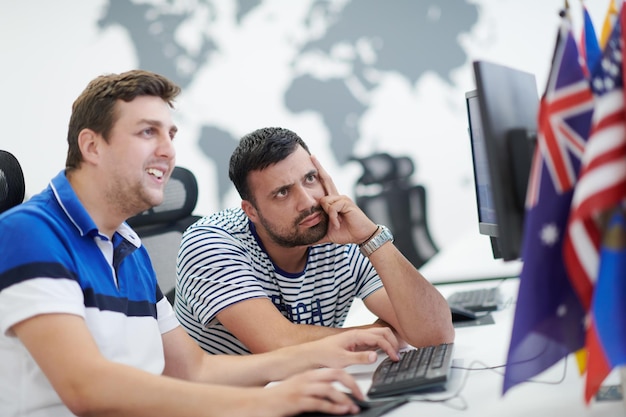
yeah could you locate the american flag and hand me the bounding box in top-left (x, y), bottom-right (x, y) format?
top-left (564, 4), bottom-right (626, 314)
top-left (564, 3), bottom-right (626, 402)
top-left (503, 12), bottom-right (593, 394)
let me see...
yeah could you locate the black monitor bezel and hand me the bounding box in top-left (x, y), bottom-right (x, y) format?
top-left (472, 60), bottom-right (539, 261)
top-left (465, 89), bottom-right (499, 238)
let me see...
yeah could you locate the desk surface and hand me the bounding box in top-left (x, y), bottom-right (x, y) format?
top-left (343, 279), bottom-right (624, 416)
top-left (421, 230), bottom-right (523, 285)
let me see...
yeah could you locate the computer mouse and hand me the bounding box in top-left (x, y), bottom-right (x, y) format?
top-left (294, 394), bottom-right (371, 416)
top-left (346, 393), bottom-right (372, 410)
top-left (450, 305), bottom-right (478, 322)
top-left (295, 394), bottom-right (406, 416)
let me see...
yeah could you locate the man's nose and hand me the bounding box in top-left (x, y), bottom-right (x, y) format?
top-left (157, 134), bottom-right (176, 160)
top-left (295, 185), bottom-right (318, 211)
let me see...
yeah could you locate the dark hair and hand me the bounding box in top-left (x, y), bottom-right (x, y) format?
top-left (65, 69), bottom-right (181, 171)
top-left (229, 127), bottom-right (310, 202)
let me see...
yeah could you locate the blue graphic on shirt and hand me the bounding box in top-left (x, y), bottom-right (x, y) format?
top-left (271, 294), bottom-right (325, 325)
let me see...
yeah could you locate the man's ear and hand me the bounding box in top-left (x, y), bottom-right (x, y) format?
top-left (77, 129), bottom-right (101, 165)
top-left (241, 200), bottom-right (259, 222)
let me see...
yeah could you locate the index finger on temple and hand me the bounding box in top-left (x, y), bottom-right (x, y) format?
top-left (311, 155), bottom-right (338, 196)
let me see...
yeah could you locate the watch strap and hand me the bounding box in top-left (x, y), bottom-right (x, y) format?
top-left (359, 225), bottom-right (394, 257)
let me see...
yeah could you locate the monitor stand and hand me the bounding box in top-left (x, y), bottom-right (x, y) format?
top-left (490, 236), bottom-right (502, 259)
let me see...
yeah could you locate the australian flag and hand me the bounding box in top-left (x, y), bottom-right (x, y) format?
top-left (503, 12), bottom-right (594, 394)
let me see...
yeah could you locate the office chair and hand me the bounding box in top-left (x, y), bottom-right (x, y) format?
top-left (0, 150), bottom-right (25, 214)
top-left (351, 153), bottom-right (439, 269)
top-left (127, 166), bottom-right (202, 304)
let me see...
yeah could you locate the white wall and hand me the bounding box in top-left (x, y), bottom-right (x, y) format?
top-left (0, 0), bottom-right (612, 251)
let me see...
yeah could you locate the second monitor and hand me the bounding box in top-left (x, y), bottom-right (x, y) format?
top-left (465, 89), bottom-right (501, 259)
top-left (468, 60), bottom-right (539, 261)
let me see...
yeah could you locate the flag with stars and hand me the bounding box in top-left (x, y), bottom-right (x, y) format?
top-left (565, 0), bottom-right (626, 317)
top-left (503, 11), bottom-right (593, 395)
top-left (565, 3), bottom-right (626, 402)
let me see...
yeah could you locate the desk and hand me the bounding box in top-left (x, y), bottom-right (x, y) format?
top-left (343, 278), bottom-right (624, 416)
top-left (420, 229), bottom-right (522, 284)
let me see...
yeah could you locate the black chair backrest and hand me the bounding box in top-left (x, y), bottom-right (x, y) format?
top-left (0, 150), bottom-right (25, 214)
top-left (127, 166), bottom-right (202, 304)
top-left (351, 153), bottom-right (438, 269)
top-left (353, 153), bottom-right (414, 186)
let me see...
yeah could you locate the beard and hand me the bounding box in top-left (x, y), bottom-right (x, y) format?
top-left (257, 206), bottom-right (329, 247)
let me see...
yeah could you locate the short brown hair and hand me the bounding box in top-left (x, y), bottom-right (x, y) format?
top-left (229, 127), bottom-right (309, 204)
top-left (65, 70), bottom-right (181, 171)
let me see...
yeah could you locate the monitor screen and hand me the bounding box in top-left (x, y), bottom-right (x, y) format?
top-left (465, 89), bottom-right (501, 258)
top-left (471, 60), bottom-right (539, 261)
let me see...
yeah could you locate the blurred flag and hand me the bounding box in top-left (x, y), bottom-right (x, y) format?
top-left (585, 205), bottom-right (626, 401)
top-left (502, 10), bottom-right (593, 395)
top-left (600, 0), bottom-right (620, 48)
top-left (575, 4), bottom-right (601, 375)
top-left (565, 3), bottom-right (626, 402)
top-left (564, 2), bottom-right (626, 317)
top-left (580, 4), bottom-right (601, 77)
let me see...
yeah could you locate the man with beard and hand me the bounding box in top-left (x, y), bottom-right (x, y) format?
top-left (0, 77), bottom-right (408, 416)
top-left (175, 127), bottom-right (454, 355)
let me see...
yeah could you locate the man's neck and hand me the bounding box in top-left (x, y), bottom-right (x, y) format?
top-left (67, 170), bottom-right (123, 239)
top-left (265, 244), bottom-right (309, 274)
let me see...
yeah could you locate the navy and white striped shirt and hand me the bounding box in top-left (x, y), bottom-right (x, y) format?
top-left (175, 207), bottom-right (383, 354)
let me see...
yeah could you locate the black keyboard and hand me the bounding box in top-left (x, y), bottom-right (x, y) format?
top-left (447, 287), bottom-right (502, 312)
top-left (367, 343), bottom-right (454, 398)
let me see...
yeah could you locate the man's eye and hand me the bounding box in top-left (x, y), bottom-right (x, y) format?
top-left (305, 174), bottom-right (317, 183)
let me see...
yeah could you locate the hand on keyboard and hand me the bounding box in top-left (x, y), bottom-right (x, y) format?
top-left (367, 343), bottom-right (454, 398)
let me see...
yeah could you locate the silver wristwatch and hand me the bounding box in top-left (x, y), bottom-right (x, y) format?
top-left (359, 225), bottom-right (394, 257)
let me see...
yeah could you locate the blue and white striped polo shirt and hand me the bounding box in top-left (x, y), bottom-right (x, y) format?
top-left (0, 170), bottom-right (179, 417)
top-left (175, 207), bottom-right (383, 355)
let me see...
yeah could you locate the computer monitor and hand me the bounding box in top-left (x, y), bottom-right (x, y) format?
top-left (469, 60), bottom-right (539, 261)
top-left (465, 89), bottom-right (502, 259)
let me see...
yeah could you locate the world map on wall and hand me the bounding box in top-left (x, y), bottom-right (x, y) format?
top-left (98, 0), bottom-right (479, 206)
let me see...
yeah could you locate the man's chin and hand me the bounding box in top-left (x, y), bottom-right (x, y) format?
top-left (279, 231), bottom-right (327, 248)
top-left (130, 195), bottom-right (162, 218)
top-left (302, 227), bottom-right (329, 246)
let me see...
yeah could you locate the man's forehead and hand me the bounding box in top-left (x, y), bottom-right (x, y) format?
top-left (250, 148), bottom-right (315, 187)
top-left (115, 96), bottom-right (174, 121)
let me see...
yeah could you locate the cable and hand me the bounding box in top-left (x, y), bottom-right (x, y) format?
top-left (452, 356), bottom-right (568, 386)
top-left (393, 357), bottom-right (569, 412)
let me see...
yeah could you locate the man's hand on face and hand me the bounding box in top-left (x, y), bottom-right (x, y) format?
top-left (311, 155), bottom-right (378, 245)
